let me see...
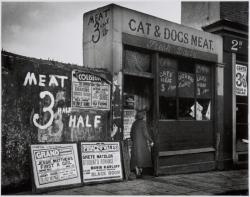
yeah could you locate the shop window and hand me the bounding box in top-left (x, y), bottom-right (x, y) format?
top-left (197, 99), bottom-right (211, 120)
top-left (179, 98), bottom-right (195, 120)
top-left (124, 49), bottom-right (151, 73)
top-left (159, 97), bottom-right (176, 119)
top-left (159, 56), bottom-right (212, 121)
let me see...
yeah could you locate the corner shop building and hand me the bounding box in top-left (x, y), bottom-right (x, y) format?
top-left (83, 4), bottom-right (224, 175)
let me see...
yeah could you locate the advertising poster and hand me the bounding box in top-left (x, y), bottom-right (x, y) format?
top-left (72, 70), bottom-right (110, 110)
top-left (123, 109), bottom-right (136, 139)
top-left (81, 142), bottom-right (123, 183)
top-left (235, 64), bottom-right (248, 96)
top-left (31, 144), bottom-right (81, 189)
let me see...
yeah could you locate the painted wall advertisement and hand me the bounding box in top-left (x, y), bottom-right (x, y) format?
top-left (72, 70), bottom-right (110, 110)
top-left (81, 142), bottom-right (123, 183)
top-left (235, 64), bottom-right (247, 96)
top-left (31, 144), bottom-right (81, 189)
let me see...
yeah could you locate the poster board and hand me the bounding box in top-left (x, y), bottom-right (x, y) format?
top-left (159, 66), bottom-right (176, 97)
top-left (30, 143), bottom-right (81, 191)
top-left (72, 70), bottom-right (111, 110)
top-left (80, 142), bottom-right (123, 183)
top-left (235, 64), bottom-right (247, 96)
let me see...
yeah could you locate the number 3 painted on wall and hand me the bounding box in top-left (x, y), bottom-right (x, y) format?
top-left (33, 91), bottom-right (54, 130)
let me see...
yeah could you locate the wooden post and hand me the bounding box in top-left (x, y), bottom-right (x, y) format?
top-left (232, 53), bottom-right (237, 164)
top-left (153, 53), bottom-right (159, 176)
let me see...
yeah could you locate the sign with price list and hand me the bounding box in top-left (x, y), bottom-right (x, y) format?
top-left (235, 64), bottom-right (247, 96)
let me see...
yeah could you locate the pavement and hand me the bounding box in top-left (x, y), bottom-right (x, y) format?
top-left (17, 169), bottom-right (248, 195)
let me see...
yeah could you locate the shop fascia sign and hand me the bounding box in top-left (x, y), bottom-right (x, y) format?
top-left (123, 12), bottom-right (218, 54)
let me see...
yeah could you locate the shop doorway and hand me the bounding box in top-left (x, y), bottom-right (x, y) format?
top-left (123, 74), bottom-right (155, 175)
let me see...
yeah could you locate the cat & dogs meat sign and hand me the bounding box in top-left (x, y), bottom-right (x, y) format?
top-left (81, 142), bottom-right (123, 183)
top-left (31, 144), bottom-right (81, 191)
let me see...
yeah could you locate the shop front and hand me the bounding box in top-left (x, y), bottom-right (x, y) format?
top-left (83, 4), bottom-right (223, 175)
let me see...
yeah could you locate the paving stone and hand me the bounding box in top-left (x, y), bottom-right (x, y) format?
top-left (15, 170), bottom-right (248, 195)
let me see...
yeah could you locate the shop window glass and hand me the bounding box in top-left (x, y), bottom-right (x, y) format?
top-left (124, 49), bottom-right (151, 73)
top-left (159, 56), bottom-right (178, 69)
top-left (196, 99), bottom-right (211, 120)
top-left (159, 56), bottom-right (212, 121)
top-left (179, 98), bottom-right (195, 120)
top-left (159, 97), bottom-right (176, 119)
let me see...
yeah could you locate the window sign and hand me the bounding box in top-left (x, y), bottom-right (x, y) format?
top-left (235, 64), bottom-right (247, 96)
top-left (159, 66), bottom-right (176, 97)
top-left (72, 70), bottom-right (110, 110)
top-left (178, 72), bottom-right (195, 98)
top-left (30, 144), bottom-right (81, 190)
top-left (196, 64), bottom-right (211, 98)
top-left (81, 142), bottom-right (123, 183)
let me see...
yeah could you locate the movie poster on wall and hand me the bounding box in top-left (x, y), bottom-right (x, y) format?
top-left (81, 142), bottom-right (123, 183)
top-left (30, 144), bottom-right (81, 190)
top-left (72, 70), bottom-right (111, 110)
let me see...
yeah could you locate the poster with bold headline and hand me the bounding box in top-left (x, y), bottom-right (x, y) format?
top-left (72, 70), bottom-right (110, 110)
top-left (235, 64), bottom-right (247, 96)
top-left (31, 144), bottom-right (81, 190)
top-left (81, 142), bottom-right (123, 183)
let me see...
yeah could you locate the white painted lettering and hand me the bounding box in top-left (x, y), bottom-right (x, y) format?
top-left (86, 115), bottom-right (91, 127)
top-left (69, 115), bottom-right (77, 127)
top-left (77, 115), bottom-right (85, 128)
top-left (49, 75), bottom-right (59, 87)
top-left (23, 72), bottom-right (37, 86)
top-left (39, 75), bottom-right (46, 86)
top-left (56, 75), bottom-right (68, 88)
top-left (94, 115), bottom-right (101, 128)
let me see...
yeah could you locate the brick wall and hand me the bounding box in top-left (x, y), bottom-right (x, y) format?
top-left (220, 2), bottom-right (248, 25)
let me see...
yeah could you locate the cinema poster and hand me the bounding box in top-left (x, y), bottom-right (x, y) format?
top-left (81, 142), bottom-right (123, 183)
top-left (71, 70), bottom-right (111, 110)
top-left (30, 144), bottom-right (81, 190)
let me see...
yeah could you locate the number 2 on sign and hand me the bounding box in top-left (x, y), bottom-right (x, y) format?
top-left (33, 91), bottom-right (55, 129)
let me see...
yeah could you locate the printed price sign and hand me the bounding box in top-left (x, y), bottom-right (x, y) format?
top-left (235, 64), bottom-right (248, 96)
top-left (30, 144), bottom-right (81, 190)
top-left (72, 70), bottom-right (110, 110)
top-left (81, 142), bottom-right (123, 183)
